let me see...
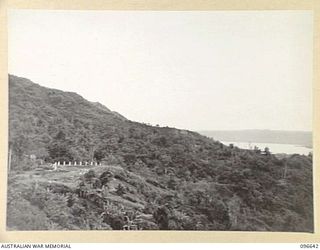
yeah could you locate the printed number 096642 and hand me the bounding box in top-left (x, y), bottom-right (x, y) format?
top-left (300, 244), bottom-right (319, 248)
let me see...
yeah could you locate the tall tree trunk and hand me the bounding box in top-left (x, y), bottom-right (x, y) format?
top-left (8, 147), bottom-right (12, 173)
top-left (283, 160), bottom-right (288, 179)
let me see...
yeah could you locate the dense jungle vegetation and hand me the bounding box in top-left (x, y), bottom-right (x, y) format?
top-left (7, 75), bottom-right (313, 231)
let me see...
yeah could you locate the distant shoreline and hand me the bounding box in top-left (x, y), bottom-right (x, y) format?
top-left (221, 140), bottom-right (313, 148)
top-left (220, 140), bottom-right (312, 155)
top-left (199, 129), bottom-right (312, 149)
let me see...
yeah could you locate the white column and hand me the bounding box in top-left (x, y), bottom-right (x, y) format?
top-left (63, 161), bottom-right (66, 165)
top-left (74, 161), bottom-right (77, 166)
top-left (69, 162), bottom-right (72, 166)
top-left (79, 161), bottom-right (82, 165)
top-left (58, 161), bottom-right (60, 166)
top-left (90, 162), bottom-right (93, 166)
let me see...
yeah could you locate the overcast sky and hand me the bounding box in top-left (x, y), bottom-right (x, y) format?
top-left (8, 10), bottom-right (313, 131)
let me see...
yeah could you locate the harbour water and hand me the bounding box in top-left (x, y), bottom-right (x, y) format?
top-left (221, 141), bottom-right (312, 155)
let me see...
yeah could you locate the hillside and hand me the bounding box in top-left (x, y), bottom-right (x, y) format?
top-left (7, 75), bottom-right (313, 231)
top-left (199, 130), bottom-right (312, 148)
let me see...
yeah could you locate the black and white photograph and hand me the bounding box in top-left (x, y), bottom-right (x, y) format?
top-left (7, 10), bottom-right (313, 232)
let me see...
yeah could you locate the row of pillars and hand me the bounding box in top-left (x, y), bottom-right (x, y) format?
top-left (53, 161), bottom-right (102, 166)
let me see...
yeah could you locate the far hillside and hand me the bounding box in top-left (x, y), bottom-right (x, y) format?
top-left (199, 130), bottom-right (312, 148)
